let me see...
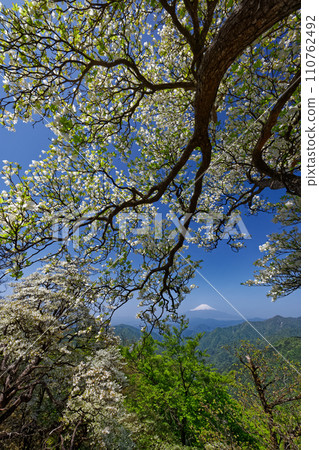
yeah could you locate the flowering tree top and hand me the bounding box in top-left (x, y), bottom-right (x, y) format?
top-left (0, 0), bottom-right (300, 323)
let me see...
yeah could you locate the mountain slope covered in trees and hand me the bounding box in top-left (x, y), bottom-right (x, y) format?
top-left (115, 316), bottom-right (301, 372)
top-left (198, 315), bottom-right (300, 371)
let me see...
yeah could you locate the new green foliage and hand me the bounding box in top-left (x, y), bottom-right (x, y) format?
top-left (234, 342), bottom-right (301, 449)
top-left (122, 321), bottom-right (258, 449)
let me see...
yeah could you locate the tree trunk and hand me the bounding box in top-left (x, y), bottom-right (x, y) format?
top-left (180, 416), bottom-right (187, 446)
top-left (195, 0), bottom-right (301, 134)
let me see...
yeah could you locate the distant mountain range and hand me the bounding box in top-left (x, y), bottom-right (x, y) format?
top-left (111, 304), bottom-right (262, 331)
top-left (114, 315), bottom-right (301, 372)
top-left (185, 305), bottom-right (247, 334)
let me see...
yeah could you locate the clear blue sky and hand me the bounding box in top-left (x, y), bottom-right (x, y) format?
top-left (0, 119), bottom-right (301, 320)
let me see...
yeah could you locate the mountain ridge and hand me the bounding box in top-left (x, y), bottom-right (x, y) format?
top-left (114, 315), bottom-right (301, 372)
top-left (198, 315), bottom-right (300, 371)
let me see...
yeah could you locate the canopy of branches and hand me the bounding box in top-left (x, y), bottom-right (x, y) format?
top-left (0, 0), bottom-right (301, 323)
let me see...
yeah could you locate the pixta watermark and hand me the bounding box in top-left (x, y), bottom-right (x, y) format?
top-left (51, 211), bottom-right (251, 248)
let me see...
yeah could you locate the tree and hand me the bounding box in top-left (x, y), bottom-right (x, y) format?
top-left (234, 341), bottom-right (301, 450)
top-left (0, 0), bottom-right (300, 322)
top-left (122, 321), bottom-right (257, 448)
top-left (244, 195), bottom-right (301, 300)
top-left (0, 261), bottom-right (132, 449)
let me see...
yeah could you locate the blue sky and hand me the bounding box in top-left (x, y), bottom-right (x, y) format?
top-left (0, 120), bottom-right (301, 320)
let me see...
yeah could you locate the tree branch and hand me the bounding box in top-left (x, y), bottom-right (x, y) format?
top-left (251, 70), bottom-right (301, 196)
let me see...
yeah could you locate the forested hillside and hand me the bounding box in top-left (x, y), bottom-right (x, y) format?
top-left (115, 315), bottom-right (301, 372)
top-left (0, 266), bottom-right (301, 448)
top-left (198, 316), bottom-right (301, 371)
top-left (121, 322), bottom-right (300, 449)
